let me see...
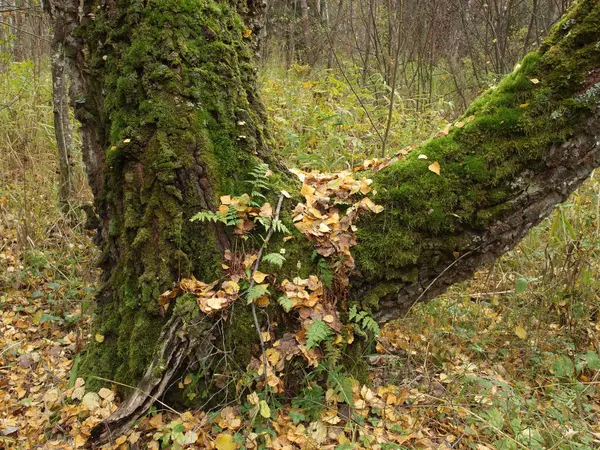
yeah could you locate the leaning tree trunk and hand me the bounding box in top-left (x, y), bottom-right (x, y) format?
top-left (49, 0), bottom-right (600, 443)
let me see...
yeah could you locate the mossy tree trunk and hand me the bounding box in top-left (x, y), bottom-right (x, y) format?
top-left (51, 0), bottom-right (600, 442)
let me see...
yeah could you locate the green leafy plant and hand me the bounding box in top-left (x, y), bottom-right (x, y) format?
top-left (348, 305), bottom-right (380, 336)
top-left (263, 252), bottom-right (286, 268)
top-left (306, 319), bottom-right (333, 349)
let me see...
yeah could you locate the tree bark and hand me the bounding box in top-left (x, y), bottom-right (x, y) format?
top-left (51, 43), bottom-right (75, 211)
top-left (45, 0), bottom-right (600, 443)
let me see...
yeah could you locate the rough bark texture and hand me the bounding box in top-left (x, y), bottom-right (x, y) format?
top-left (69, 0), bottom-right (276, 391)
top-left (45, 0), bottom-right (76, 211)
top-left (45, 0), bottom-right (600, 439)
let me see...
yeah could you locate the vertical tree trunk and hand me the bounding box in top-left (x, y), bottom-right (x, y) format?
top-left (299, 0), bottom-right (311, 63)
top-left (51, 42), bottom-right (75, 212)
top-left (68, 0), bottom-right (274, 392)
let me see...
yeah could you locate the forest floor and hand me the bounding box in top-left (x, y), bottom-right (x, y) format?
top-left (1, 63), bottom-right (599, 450)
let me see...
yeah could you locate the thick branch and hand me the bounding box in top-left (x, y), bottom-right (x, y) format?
top-left (351, 0), bottom-right (600, 323)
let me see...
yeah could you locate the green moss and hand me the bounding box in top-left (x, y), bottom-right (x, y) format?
top-left (80, 0), bottom-right (275, 389)
top-left (354, 0), bottom-right (600, 303)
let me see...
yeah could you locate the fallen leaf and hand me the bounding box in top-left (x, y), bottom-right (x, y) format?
top-left (515, 325), bottom-right (527, 339)
top-left (252, 271), bottom-right (268, 283)
top-left (82, 392), bottom-right (100, 411)
top-left (428, 161), bottom-right (441, 175)
top-left (259, 400), bottom-right (271, 418)
top-left (215, 433), bottom-right (238, 450)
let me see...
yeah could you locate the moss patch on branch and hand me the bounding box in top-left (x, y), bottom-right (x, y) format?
top-left (354, 0), bottom-right (600, 290)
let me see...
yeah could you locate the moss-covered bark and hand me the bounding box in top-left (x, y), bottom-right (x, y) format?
top-left (78, 0), bottom-right (276, 389)
top-left (353, 0), bottom-right (600, 321)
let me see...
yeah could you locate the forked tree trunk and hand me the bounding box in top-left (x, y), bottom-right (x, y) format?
top-left (48, 0), bottom-right (600, 444)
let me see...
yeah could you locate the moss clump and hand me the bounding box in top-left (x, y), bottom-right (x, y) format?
top-left (353, 0), bottom-right (600, 302)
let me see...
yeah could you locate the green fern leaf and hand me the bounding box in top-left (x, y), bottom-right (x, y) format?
top-left (264, 252), bottom-right (286, 268)
top-left (306, 320), bottom-right (332, 349)
top-left (278, 295), bottom-right (294, 312)
top-left (246, 284), bottom-right (269, 304)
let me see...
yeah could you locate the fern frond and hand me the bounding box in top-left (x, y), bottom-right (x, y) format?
top-left (246, 284), bottom-right (269, 304)
top-left (306, 320), bottom-right (333, 349)
top-left (263, 252), bottom-right (286, 268)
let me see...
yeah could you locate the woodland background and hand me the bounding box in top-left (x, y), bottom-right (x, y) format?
top-left (1, 0), bottom-right (599, 449)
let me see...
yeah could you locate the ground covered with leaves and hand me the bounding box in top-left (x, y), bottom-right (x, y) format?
top-left (1, 63), bottom-right (600, 450)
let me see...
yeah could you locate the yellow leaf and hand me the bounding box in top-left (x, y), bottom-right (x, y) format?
top-left (530, 78), bottom-right (540, 84)
top-left (32, 309), bottom-right (43, 324)
top-left (515, 325), bottom-right (528, 339)
top-left (455, 121), bottom-right (465, 128)
top-left (266, 348), bottom-right (280, 365)
top-left (428, 161), bottom-right (441, 175)
top-left (95, 333), bottom-right (105, 343)
top-left (215, 432), bottom-right (238, 450)
top-left (252, 271), bottom-right (268, 283)
top-left (255, 295), bottom-right (270, 307)
top-left (220, 195), bottom-right (232, 205)
top-left (318, 223), bottom-right (331, 233)
top-left (259, 400), bottom-right (271, 418)
top-left (300, 184), bottom-right (315, 197)
top-left (206, 297), bottom-right (224, 310)
top-left (222, 280), bottom-right (240, 295)
top-left (244, 254), bottom-right (257, 269)
top-left (149, 413), bottom-right (163, 429)
top-left (519, 103), bottom-right (529, 108)
top-left (74, 434), bottom-right (87, 448)
top-left (128, 431), bottom-right (141, 444)
top-left (242, 28), bottom-right (252, 38)
top-left (247, 391), bottom-right (259, 405)
top-left (123, 138), bottom-right (131, 143)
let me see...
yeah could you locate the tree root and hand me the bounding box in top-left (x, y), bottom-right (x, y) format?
top-left (88, 312), bottom-right (212, 447)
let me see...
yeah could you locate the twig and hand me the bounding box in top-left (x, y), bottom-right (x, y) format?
top-left (0, 20), bottom-right (51, 41)
top-left (403, 246), bottom-right (481, 318)
top-left (325, 31), bottom-right (384, 147)
top-left (248, 194), bottom-right (285, 385)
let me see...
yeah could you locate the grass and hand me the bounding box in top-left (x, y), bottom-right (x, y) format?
top-left (260, 63), bottom-right (449, 171)
top-left (0, 61), bottom-right (97, 318)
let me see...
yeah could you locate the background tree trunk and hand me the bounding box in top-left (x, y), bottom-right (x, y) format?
top-left (46, 0), bottom-right (600, 441)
